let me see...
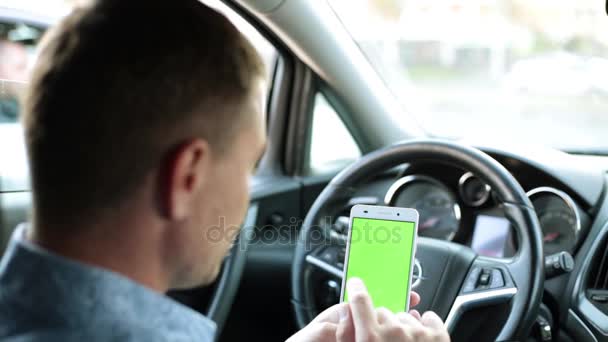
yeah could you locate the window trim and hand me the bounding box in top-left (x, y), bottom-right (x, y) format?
top-left (220, 1), bottom-right (299, 179)
top-left (306, 90), bottom-right (363, 176)
top-left (256, 54), bottom-right (294, 177)
top-left (223, 2), bottom-right (371, 180)
top-left (292, 76), bottom-right (369, 177)
top-left (284, 63), bottom-right (315, 176)
top-left (317, 80), bottom-right (372, 153)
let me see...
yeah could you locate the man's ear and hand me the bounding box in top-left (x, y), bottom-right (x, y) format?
top-left (160, 139), bottom-right (211, 220)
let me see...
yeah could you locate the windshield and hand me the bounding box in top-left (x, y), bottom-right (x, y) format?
top-left (328, 0), bottom-right (608, 152)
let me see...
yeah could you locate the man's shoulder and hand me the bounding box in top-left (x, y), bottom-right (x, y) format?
top-left (0, 324), bottom-right (194, 342)
top-left (0, 297), bottom-right (214, 342)
top-left (0, 231), bottom-right (216, 342)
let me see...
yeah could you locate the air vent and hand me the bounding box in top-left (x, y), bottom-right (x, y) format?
top-left (587, 238), bottom-right (608, 313)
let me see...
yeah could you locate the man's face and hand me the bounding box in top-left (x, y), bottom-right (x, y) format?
top-left (173, 83), bottom-right (266, 288)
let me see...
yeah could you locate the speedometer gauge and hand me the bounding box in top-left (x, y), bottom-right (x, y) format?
top-left (527, 187), bottom-right (581, 255)
top-left (385, 175), bottom-right (460, 240)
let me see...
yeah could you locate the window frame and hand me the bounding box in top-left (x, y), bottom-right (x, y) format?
top-left (305, 84), bottom-right (364, 175)
top-left (285, 74), bottom-right (370, 177)
top-left (189, 1), bottom-right (298, 180)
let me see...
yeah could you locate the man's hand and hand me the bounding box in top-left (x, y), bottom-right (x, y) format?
top-left (285, 302), bottom-right (350, 342)
top-left (286, 277), bottom-right (449, 342)
top-left (336, 278), bottom-right (450, 342)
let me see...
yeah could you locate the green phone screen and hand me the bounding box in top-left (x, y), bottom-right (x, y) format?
top-left (342, 217), bottom-right (416, 313)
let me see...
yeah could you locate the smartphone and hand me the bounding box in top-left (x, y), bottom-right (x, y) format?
top-left (340, 204), bottom-right (419, 313)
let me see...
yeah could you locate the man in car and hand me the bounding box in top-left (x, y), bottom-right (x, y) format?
top-left (0, 0), bottom-right (449, 341)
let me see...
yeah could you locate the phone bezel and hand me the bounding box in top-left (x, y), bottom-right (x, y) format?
top-left (339, 204), bottom-right (419, 312)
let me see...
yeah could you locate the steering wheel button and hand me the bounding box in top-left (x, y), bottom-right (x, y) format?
top-left (320, 249), bottom-right (335, 262)
top-left (590, 293), bottom-right (608, 303)
top-left (463, 267), bottom-right (481, 293)
top-left (463, 280), bottom-right (476, 293)
top-left (477, 269), bottom-right (492, 287)
top-left (338, 249), bottom-right (345, 261)
top-left (490, 269), bottom-right (505, 288)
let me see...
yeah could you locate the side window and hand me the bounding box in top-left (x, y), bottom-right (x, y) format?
top-left (0, 21), bottom-right (44, 193)
top-left (0, 22), bottom-right (43, 123)
top-left (309, 92), bottom-right (361, 174)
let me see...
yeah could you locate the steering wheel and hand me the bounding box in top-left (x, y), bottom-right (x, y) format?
top-left (291, 140), bottom-right (544, 341)
top-left (201, 205), bottom-right (258, 336)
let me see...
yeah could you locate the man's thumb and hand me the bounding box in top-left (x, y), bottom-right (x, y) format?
top-left (311, 302), bottom-right (348, 324)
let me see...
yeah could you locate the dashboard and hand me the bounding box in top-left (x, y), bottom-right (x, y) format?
top-left (382, 168), bottom-right (587, 259)
top-left (325, 144), bottom-right (608, 341)
top-left (332, 159), bottom-right (590, 260)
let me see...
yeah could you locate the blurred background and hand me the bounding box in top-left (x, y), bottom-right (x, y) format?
top-left (1, 0), bottom-right (608, 151)
top-left (329, 0), bottom-right (608, 151)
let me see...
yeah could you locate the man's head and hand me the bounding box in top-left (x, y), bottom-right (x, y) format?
top-left (23, 0), bottom-right (266, 289)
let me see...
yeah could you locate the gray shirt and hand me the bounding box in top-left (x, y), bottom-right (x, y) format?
top-left (0, 225), bottom-right (216, 341)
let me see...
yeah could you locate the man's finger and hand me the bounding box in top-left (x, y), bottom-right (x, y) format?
top-left (311, 302), bottom-right (349, 324)
top-left (346, 278), bottom-right (378, 338)
top-left (336, 305), bottom-right (355, 342)
top-left (376, 307), bottom-right (393, 325)
top-left (421, 311), bottom-right (446, 330)
top-left (310, 322), bottom-right (338, 342)
top-left (409, 309), bottom-right (421, 320)
top-left (410, 291), bottom-right (421, 308)
top-left (396, 311), bottom-right (425, 329)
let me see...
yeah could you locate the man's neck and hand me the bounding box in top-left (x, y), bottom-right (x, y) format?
top-left (28, 219), bottom-right (170, 293)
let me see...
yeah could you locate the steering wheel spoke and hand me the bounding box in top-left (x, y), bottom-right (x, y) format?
top-left (305, 253), bottom-right (344, 279)
top-left (445, 257), bottom-right (519, 332)
top-left (305, 245), bottom-right (346, 279)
